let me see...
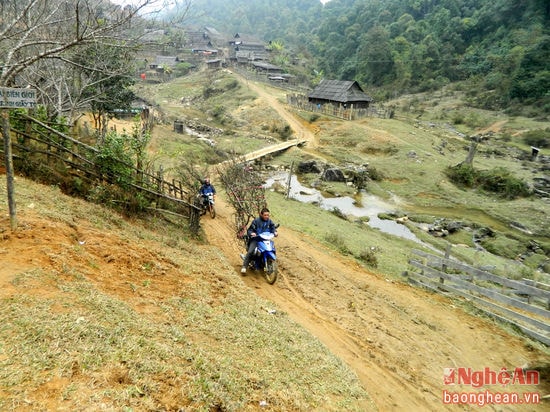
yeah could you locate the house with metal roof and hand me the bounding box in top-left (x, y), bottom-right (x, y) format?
top-left (308, 79), bottom-right (373, 109)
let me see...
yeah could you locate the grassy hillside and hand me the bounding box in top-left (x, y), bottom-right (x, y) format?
top-left (0, 177), bottom-right (368, 411)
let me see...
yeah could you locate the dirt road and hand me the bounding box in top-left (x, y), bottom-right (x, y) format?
top-left (203, 80), bottom-right (548, 411)
top-left (235, 76), bottom-right (320, 149)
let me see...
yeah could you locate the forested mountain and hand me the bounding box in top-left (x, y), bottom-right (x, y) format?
top-left (177, 0), bottom-right (549, 113)
top-left (314, 0), bottom-right (549, 111)
top-left (186, 0), bottom-right (322, 45)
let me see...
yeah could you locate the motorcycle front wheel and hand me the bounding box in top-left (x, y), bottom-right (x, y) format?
top-left (264, 259), bottom-right (278, 284)
top-left (208, 204), bottom-right (216, 219)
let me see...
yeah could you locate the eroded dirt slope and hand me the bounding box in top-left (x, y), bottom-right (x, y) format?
top-left (201, 195), bottom-right (548, 411)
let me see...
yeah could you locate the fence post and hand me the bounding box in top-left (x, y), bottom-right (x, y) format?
top-left (156, 165), bottom-right (163, 208)
top-left (441, 244), bottom-right (451, 284)
top-left (285, 161), bottom-right (294, 199)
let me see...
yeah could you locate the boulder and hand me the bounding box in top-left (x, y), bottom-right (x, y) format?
top-left (321, 168), bottom-right (346, 182)
top-left (297, 160), bottom-right (323, 174)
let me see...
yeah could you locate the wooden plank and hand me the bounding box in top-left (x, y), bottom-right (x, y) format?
top-left (523, 278), bottom-right (550, 291)
top-left (403, 271), bottom-right (550, 346)
top-left (411, 250), bottom-right (549, 299)
top-left (479, 310), bottom-right (550, 347)
top-left (408, 260), bottom-right (550, 319)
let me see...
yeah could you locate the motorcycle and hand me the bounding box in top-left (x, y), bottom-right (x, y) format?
top-left (199, 193), bottom-right (216, 218)
top-left (242, 231), bottom-right (278, 284)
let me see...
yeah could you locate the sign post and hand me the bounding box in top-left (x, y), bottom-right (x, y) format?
top-left (1, 87), bottom-right (38, 230)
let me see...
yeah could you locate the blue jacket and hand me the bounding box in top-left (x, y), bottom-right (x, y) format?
top-left (247, 216), bottom-right (277, 237)
top-left (199, 183), bottom-right (216, 196)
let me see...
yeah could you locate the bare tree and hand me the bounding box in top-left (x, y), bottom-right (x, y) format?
top-left (217, 159), bottom-right (267, 240)
top-left (0, 0), bottom-right (191, 230)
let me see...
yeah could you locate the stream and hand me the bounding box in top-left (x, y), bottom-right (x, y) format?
top-left (265, 173), bottom-right (425, 244)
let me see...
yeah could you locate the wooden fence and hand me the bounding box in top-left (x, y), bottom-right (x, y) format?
top-left (403, 249), bottom-right (550, 346)
top-left (230, 67), bottom-right (389, 121)
top-left (1, 113), bottom-right (201, 232)
top-left (286, 93), bottom-right (389, 121)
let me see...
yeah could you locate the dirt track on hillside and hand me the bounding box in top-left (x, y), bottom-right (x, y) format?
top-left (202, 79), bottom-right (549, 411)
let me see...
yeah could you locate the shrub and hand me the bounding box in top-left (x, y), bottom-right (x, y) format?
top-left (479, 234), bottom-right (523, 260)
top-left (211, 105), bottom-right (226, 120)
top-left (324, 232), bottom-right (351, 255)
top-left (446, 164), bottom-right (530, 199)
top-left (174, 62), bottom-right (192, 77)
top-left (94, 131), bottom-right (134, 188)
top-left (225, 79), bottom-right (239, 90)
top-left (329, 207), bottom-right (347, 220)
top-left (309, 113), bottom-right (320, 123)
top-left (522, 128), bottom-right (550, 148)
top-left (477, 167), bottom-right (530, 199)
top-left (270, 122), bottom-right (293, 140)
top-left (445, 163), bottom-right (477, 187)
top-left (358, 247), bottom-right (378, 268)
top-left (367, 166), bottom-right (384, 181)
top-left (451, 111), bottom-right (465, 125)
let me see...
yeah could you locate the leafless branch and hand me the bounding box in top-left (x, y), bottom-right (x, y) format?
top-left (217, 158), bottom-right (267, 235)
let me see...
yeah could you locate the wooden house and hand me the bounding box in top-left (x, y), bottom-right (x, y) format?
top-left (185, 29), bottom-right (219, 56)
top-left (229, 33), bottom-right (268, 63)
top-left (149, 56), bottom-right (180, 71)
top-left (308, 79), bottom-right (373, 109)
top-left (206, 59), bottom-right (222, 69)
top-left (251, 61), bottom-right (283, 74)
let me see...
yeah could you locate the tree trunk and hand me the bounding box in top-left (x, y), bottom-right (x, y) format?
top-left (464, 141), bottom-right (478, 165)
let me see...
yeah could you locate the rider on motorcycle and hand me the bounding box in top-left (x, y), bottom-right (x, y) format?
top-left (199, 177), bottom-right (216, 207)
top-left (241, 207), bottom-right (278, 274)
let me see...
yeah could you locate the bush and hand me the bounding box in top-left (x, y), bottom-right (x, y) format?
top-left (225, 79), bottom-right (239, 90)
top-left (309, 113), bottom-right (320, 123)
top-left (451, 111), bottom-right (465, 125)
top-left (446, 164), bottom-right (530, 199)
top-left (479, 234), bottom-right (523, 260)
top-left (329, 207), bottom-right (347, 220)
top-left (211, 105), bottom-right (226, 121)
top-left (522, 128), bottom-right (550, 148)
top-left (324, 232), bottom-right (351, 255)
top-left (367, 166), bottom-right (384, 181)
top-left (477, 167), bottom-right (530, 199)
top-left (270, 122), bottom-right (293, 140)
top-left (357, 247), bottom-right (378, 268)
top-left (95, 131), bottom-right (135, 188)
top-left (174, 62), bottom-right (192, 77)
top-left (445, 163), bottom-right (477, 187)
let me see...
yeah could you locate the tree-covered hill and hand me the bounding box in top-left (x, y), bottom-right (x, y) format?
top-left (186, 0), bottom-right (322, 44)
top-left (314, 0), bottom-right (549, 112)
top-left (171, 0), bottom-right (549, 115)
